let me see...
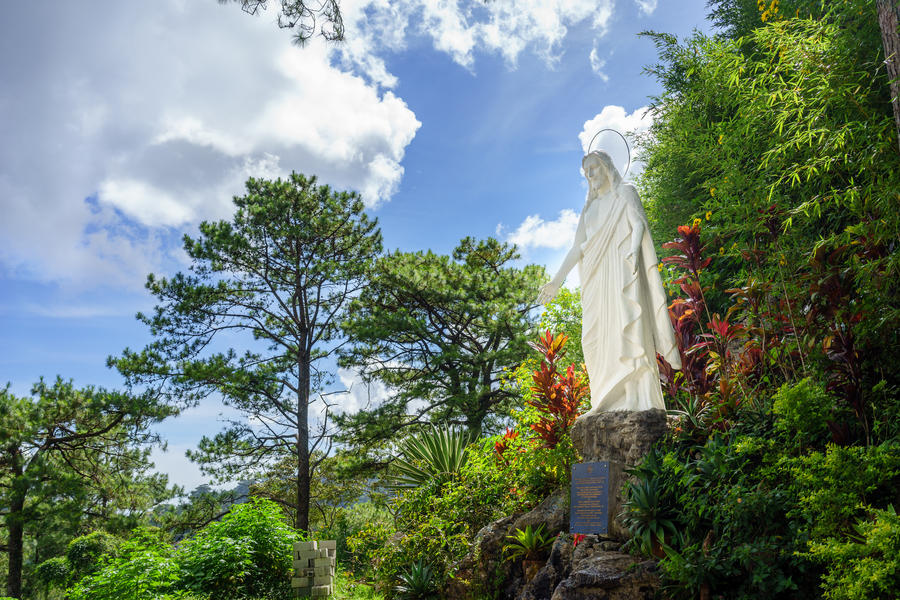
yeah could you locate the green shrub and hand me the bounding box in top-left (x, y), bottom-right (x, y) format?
top-left (66, 530), bottom-right (121, 579)
top-left (34, 556), bottom-right (70, 592)
top-left (346, 519), bottom-right (396, 578)
top-left (771, 378), bottom-right (833, 450)
top-left (808, 506), bottom-right (900, 600)
top-left (177, 497), bottom-right (302, 599)
top-left (394, 559), bottom-right (438, 600)
top-left (68, 527), bottom-right (179, 600)
top-left (786, 444), bottom-right (900, 540)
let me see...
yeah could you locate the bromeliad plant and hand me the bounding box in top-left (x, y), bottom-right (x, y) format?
top-left (502, 524), bottom-right (555, 562)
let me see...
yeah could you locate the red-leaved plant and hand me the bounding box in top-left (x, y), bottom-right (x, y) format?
top-left (527, 331), bottom-right (588, 449)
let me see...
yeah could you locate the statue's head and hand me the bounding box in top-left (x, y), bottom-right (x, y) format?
top-left (582, 151), bottom-right (621, 194)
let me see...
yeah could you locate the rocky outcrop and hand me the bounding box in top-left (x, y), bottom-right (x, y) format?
top-left (570, 409), bottom-right (667, 540)
top-left (519, 535), bottom-right (658, 600)
top-left (446, 489), bottom-right (571, 600)
top-left (511, 487), bottom-right (569, 535)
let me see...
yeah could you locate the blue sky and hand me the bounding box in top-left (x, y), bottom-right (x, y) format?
top-left (0, 0), bottom-right (710, 491)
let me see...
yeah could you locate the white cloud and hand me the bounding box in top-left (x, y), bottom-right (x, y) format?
top-left (589, 46), bottom-right (609, 81)
top-left (326, 368), bottom-right (391, 416)
top-left (338, 0), bottom-right (616, 75)
top-left (579, 105), bottom-right (654, 178)
top-left (499, 208), bottom-right (580, 251)
top-left (634, 0), bottom-right (658, 16)
top-left (0, 1), bottom-right (419, 288)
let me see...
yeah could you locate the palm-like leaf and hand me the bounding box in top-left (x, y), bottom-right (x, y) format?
top-left (390, 426), bottom-right (472, 488)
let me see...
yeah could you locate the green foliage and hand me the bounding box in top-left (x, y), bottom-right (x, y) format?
top-left (771, 378), bottom-right (834, 450)
top-left (394, 559), bottom-right (438, 600)
top-left (320, 499), bottom-right (393, 575)
top-left (34, 556), bottom-right (70, 592)
top-left (785, 444), bottom-right (900, 540)
top-left (640, 1), bottom-right (900, 446)
top-left (338, 236), bottom-right (545, 448)
top-left (621, 461), bottom-right (677, 555)
top-left (0, 379), bottom-right (175, 597)
top-left (390, 427), bottom-right (472, 489)
top-left (66, 530), bottom-right (121, 579)
top-left (67, 499), bottom-right (301, 600)
top-left (68, 527), bottom-right (179, 600)
top-left (623, 423), bottom-right (900, 599)
top-left (502, 525), bottom-right (554, 562)
top-left (178, 497), bottom-right (301, 598)
top-left (808, 506), bottom-right (900, 600)
top-left (345, 519), bottom-right (397, 579)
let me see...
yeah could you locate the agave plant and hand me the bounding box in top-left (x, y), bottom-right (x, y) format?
top-left (502, 524), bottom-right (555, 562)
top-left (394, 559), bottom-right (438, 600)
top-left (390, 426), bottom-right (472, 489)
top-left (620, 476), bottom-right (677, 557)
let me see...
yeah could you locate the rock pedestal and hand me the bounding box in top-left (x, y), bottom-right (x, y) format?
top-left (570, 409), bottom-right (667, 541)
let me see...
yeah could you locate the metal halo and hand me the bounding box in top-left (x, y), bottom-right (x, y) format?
top-left (586, 128), bottom-right (631, 178)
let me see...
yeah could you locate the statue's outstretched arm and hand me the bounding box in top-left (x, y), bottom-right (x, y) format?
top-left (537, 208), bottom-right (586, 305)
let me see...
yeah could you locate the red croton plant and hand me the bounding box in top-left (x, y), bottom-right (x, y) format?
top-left (526, 331), bottom-right (589, 448)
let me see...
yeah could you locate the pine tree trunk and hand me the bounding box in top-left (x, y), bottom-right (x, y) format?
top-left (296, 354), bottom-right (311, 532)
top-left (877, 0), bottom-right (900, 153)
top-left (6, 490), bottom-right (25, 599)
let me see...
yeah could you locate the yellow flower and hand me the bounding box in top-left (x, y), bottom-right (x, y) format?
top-left (692, 218), bottom-right (702, 229)
top-left (718, 134), bottom-right (724, 145)
top-left (705, 211), bottom-right (712, 221)
top-left (719, 247), bottom-right (725, 255)
top-left (710, 187), bottom-right (716, 197)
top-left (657, 264), bottom-right (663, 272)
top-left (779, 254), bottom-right (787, 266)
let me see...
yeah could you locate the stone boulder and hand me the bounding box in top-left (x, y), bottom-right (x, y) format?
top-left (518, 535), bottom-right (658, 600)
top-left (571, 409), bottom-right (667, 465)
top-left (550, 551), bottom-right (658, 600)
top-left (570, 409), bottom-right (667, 540)
top-left (511, 487), bottom-right (569, 536)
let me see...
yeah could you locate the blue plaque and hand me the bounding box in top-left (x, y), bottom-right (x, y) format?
top-left (570, 461), bottom-right (609, 535)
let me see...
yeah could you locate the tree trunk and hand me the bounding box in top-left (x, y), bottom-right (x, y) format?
top-left (296, 354), bottom-right (311, 532)
top-left (6, 488), bottom-right (25, 599)
top-left (877, 0), bottom-right (900, 152)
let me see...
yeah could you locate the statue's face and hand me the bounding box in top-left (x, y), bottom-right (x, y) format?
top-left (584, 156), bottom-right (611, 192)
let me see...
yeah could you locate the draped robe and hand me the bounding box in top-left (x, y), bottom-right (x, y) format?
top-left (579, 179), bottom-right (681, 413)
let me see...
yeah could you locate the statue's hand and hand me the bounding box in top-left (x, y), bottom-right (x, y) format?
top-left (537, 282), bottom-right (560, 305)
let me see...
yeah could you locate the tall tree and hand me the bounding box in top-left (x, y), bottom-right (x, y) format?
top-left (111, 173), bottom-right (382, 531)
top-left (0, 379), bottom-right (173, 599)
top-left (337, 237), bottom-right (544, 451)
top-left (876, 0), bottom-right (900, 151)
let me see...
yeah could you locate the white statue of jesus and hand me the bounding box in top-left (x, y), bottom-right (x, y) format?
top-left (537, 150), bottom-right (681, 413)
